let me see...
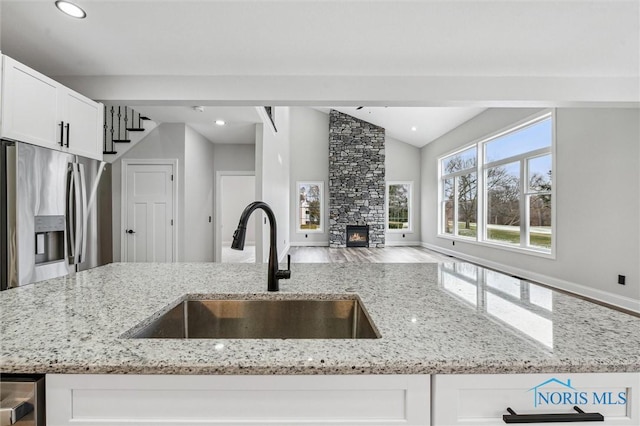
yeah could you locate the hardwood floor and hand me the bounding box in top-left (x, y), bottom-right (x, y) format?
top-left (287, 246), bottom-right (454, 263)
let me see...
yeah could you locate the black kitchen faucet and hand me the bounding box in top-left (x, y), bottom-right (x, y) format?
top-left (231, 201), bottom-right (291, 291)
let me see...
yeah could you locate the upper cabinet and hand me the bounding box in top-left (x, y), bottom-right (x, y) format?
top-left (1, 55), bottom-right (103, 161)
top-left (59, 86), bottom-right (104, 160)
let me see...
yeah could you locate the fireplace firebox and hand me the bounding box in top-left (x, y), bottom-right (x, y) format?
top-left (346, 225), bottom-right (369, 248)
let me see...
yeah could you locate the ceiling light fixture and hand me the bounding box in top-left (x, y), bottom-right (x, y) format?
top-left (411, 126), bottom-right (417, 131)
top-left (193, 106), bottom-right (205, 113)
top-left (215, 120), bottom-right (226, 126)
top-left (55, 1), bottom-right (87, 19)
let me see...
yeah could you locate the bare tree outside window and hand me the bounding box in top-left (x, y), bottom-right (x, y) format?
top-left (387, 183), bottom-right (411, 230)
top-left (298, 182), bottom-right (323, 231)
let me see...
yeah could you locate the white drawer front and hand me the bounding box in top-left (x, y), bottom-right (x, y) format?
top-left (432, 372), bottom-right (639, 425)
top-left (47, 374), bottom-right (431, 425)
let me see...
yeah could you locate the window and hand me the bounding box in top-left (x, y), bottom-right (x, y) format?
top-left (439, 112), bottom-right (554, 255)
top-left (386, 182), bottom-right (412, 231)
top-left (297, 181), bottom-right (323, 232)
top-left (440, 148), bottom-right (477, 239)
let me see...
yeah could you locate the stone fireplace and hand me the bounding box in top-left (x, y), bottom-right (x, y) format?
top-left (329, 110), bottom-right (385, 248)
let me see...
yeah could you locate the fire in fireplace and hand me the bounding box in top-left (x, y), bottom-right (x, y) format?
top-left (346, 225), bottom-right (369, 247)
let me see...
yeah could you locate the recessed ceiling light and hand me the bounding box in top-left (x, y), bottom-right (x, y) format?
top-left (411, 126), bottom-right (417, 131)
top-left (55, 1), bottom-right (87, 19)
top-left (215, 120), bottom-right (226, 126)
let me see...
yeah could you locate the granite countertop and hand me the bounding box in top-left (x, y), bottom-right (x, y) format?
top-left (1, 262), bottom-right (639, 375)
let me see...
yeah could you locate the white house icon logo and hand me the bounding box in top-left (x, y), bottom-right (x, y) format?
top-left (527, 377), bottom-right (627, 408)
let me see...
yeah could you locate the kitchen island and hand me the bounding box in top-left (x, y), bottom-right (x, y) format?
top-left (1, 262), bottom-right (639, 424)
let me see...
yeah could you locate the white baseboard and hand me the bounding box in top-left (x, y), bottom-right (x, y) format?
top-left (421, 242), bottom-right (640, 314)
top-left (279, 243), bottom-right (291, 263)
top-left (289, 241), bottom-right (330, 247)
top-left (384, 241), bottom-right (422, 247)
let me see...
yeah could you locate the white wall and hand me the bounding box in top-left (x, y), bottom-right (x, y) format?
top-left (258, 107), bottom-right (291, 262)
top-left (289, 107), bottom-right (329, 246)
top-left (421, 108), bottom-right (640, 310)
top-left (213, 144), bottom-right (256, 174)
top-left (385, 136), bottom-right (421, 246)
top-left (112, 123), bottom-right (187, 262)
top-left (184, 126), bottom-right (215, 261)
top-left (220, 175), bottom-right (256, 244)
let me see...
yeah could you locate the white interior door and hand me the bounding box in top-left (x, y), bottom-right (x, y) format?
top-left (124, 163), bottom-right (174, 262)
top-left (216, 173), bottom-right (256, 263)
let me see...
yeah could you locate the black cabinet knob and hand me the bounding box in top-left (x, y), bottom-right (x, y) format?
top-left (126, 229), bottom-right (135, 234)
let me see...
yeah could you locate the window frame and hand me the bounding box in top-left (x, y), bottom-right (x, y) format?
top-left (296, 181), bottom-right (324, 233)
top-left (386, 181), bottom-right (413, 233)
top-left (437, 110), bottom-right (556, 258)
top-left (439, 146), bottom-right (477, 240)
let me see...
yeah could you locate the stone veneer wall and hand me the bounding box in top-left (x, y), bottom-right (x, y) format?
top-left (329, 110), bottom-right (385, 247)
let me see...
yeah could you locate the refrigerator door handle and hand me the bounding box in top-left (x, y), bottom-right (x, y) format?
top-left (67, 164), bottom-right (76, 263)
top-left (67, 163), bottom-right (83, 266)
top-left (78, 163), bottom-right (88, 264)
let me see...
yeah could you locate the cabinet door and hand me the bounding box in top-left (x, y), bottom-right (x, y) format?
top-left (433, 373), bottom-right (639, 425)
top-left (62, 88), bottom-right (103, 161)
top-left (1, 55), bottom-right (61, 149)
top-left (47, 374), bottom-right (431, 425)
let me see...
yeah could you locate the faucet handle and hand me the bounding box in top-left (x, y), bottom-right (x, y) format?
top-left (276, 254), bottom-right (292, 280)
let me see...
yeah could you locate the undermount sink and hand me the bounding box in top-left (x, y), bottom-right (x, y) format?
top-left (129, 296), bottom-right (380, 339)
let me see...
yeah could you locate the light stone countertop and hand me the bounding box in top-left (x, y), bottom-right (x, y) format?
top-left (1, 262), bottom-right (639, 375)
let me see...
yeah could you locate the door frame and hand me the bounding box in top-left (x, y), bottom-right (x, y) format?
top-left (121, 159), bottom-right (178, 262)
top-left (215, 171), bottom-right (256, 263)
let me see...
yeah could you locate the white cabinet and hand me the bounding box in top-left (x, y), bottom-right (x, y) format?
top-left (1, 55), bottom-right (103, 160)
top-left (47, 374), bottom-right (431, 425)
top-left (433, 373), bottom-right (639, 425)
top-left (1, 55), bottom-right (60, 150)
top-left (59, 87), bottom-right (103, 160)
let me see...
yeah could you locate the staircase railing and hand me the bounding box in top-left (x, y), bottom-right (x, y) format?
top-left (103, 106), bottom-right (150, 155)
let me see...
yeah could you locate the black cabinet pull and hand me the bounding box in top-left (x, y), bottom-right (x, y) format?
top-left (126, 229), bottom-right (135, 234)
top-left (503, 406), bottom-right (604, 423)
top-left (65, 123), bottom-right (70, 147)
top-left (59, 121), bottom-right (64, 146)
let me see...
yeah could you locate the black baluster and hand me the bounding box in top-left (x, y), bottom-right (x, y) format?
top-left (109, 106), bottom-right (116, 153)
top-left (124, 106), bottom-right (129, 140)
top-left (113, 106), bottom-right (132, 143)
top-left (118, 106), bottom-right (122, 140)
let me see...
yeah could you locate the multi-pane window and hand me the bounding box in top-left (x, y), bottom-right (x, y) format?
top-left (387, 182), bottom-right (412, 231)
top-left (297, 182), bottom-right (323, 232)
top-left (440, 148), bottom-right (477, 239)
top-left (439, 112), bottom-right (553, 254)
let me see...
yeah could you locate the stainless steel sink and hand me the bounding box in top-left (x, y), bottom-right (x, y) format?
top-left (129, 297), bottom-right (380, 339)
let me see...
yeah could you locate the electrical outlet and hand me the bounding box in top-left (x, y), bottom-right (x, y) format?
top-left (618, 275), bottom-right (626, 285)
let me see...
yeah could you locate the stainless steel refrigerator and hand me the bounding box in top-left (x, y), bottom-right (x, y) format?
top-left (1, 140), bottom-right (112, 290)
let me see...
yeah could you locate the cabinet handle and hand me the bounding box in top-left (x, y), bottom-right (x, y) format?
top-left (59, 121), bottom-right (64, 146)
top-left (503, 406), bottom-right (604, 423)
top-left (65, 123), bottom-right (70, 147)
